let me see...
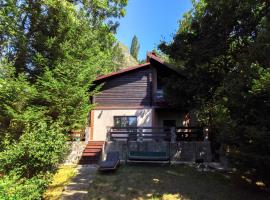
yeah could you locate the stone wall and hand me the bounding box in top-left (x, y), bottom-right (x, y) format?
top-left (63, 141), bottom-right (86, 165)
top-left (105, 141), bottom-right (212, 162)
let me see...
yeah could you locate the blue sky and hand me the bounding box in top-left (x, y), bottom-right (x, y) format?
top-left (116, 0), bottom-right (193, 61)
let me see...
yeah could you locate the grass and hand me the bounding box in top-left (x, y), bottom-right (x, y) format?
top-left (88, 164), bottom-right (269, 200)
top-left (43, 165), bottom-right (77, 200)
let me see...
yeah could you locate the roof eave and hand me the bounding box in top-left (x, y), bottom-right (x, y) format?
top-left (94, 62), bottom-right (151, 82)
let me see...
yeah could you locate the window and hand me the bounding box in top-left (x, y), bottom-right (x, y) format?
top-left (114, 116), bottom-right (137, 127)
top-left (155, 89), bottom-right (164, 101)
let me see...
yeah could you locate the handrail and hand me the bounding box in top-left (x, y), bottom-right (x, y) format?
top-left (109, 126), bottom-right (202, 130)
top-left (110, 126), bottom-right (172, 129)
top-left (107, 126), bottom-right (204, 141)
top-left (175, 127), bottom-right (203, 141)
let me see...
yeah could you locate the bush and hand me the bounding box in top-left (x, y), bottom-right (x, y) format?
top-left (0, 121), bottom-right (67, 178)
top-left (0, 173), bottom-right (47, 200)
top-left (0, 121), bottom-right (67, 199)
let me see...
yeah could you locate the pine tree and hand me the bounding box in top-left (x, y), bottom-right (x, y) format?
top-left (130, 35), bottom-right (140, 60)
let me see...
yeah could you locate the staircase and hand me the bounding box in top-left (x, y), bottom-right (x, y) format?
top-left (79, 141), bottom-right (105, 164)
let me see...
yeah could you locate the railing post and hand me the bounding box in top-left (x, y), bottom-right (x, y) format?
top-left (171, 127), bottom-right (176, 143)
top-left (106, 127), bottom-right (111, 141)
top-left (84, 127), bottom-right (90, 144)
top-left (203, 127), bottom-right (209, 141)
top-left (139, 127), bottom-right (143, 142)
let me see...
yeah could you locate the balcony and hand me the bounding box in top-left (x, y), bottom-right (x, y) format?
top-left (107, 126), bottom-right (204, 142)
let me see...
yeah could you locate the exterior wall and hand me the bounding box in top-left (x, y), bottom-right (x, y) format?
top-left (151, 67), bottom-right (157, 105)
top-left (188, 109), bottom-right (199, 126)
top-left (92, 108), bottom-right (153, 141)
top-left (156, 110), bottom-right (186, 127)
top-left (94, 67), bottom-right (152, 107)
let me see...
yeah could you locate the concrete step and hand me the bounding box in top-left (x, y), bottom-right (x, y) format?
top-left (85, 145), bottom-right (103, 149)
top-left (83, 149), bottom-right (102, 153)
top-left (82, 152), bottom-right (100, 157)
top-left (79, 141), bottom-right (104, 165)
top-left (88, 141), bottom-right (105, 145)
top-left (79, 160), bottom-right (99, 165)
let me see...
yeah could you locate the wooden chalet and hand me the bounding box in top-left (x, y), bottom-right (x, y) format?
top-left (79, 53), bottom-right (207, 164)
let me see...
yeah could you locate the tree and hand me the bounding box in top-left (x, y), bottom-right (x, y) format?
top-left (0, 0), bottom-right (125, 141)
top-left (113, 42), bottom-right (138, 68)
top-left (159, 0), bottom-right (270, 186)
top-left (0, 0), bottom-right (128, 199)
top-left (130, 35), bottom-right (140, 60)
top-left (0, 0), bottom-right (128, 80)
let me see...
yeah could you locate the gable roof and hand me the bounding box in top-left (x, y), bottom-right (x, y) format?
top-left (95, 62), bottom-right (150, 81)
top-left (95, 52), bottom-right (181, 82)
top-left (146, 52), bottom-right (165, 64)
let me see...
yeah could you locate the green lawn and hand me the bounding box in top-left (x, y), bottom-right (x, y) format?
top-left (88, 164), bottom-right (269, 200)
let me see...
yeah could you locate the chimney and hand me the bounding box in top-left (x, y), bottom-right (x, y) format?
top-left (146, 51), bottom-right (156, 62)
top-left (146, 52), bottom-right (151, 62)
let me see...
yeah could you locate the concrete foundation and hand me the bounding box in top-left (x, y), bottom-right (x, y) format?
top-left (104, 141), bottom-right (212, 162)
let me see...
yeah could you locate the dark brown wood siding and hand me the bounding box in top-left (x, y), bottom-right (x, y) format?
top-left (94, 68), bottom-right (152, 107)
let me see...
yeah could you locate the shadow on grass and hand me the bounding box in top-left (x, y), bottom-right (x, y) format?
top-left (88, 164), bottom-right (269, 200)
top-left (61, 165), bottom-right (97, 200)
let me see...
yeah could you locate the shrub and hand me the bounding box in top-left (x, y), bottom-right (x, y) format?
top-left (0, 173), bottom-right (47, 200)
top-left (0, 121), bottom-right (67, 178)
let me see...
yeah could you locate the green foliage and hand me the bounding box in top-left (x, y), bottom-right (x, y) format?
top-left (0, 121), bottom-right (67, 178)
top-left (130, 35), bottom-right (140, 60)
top-left (159, 0), bottom-right (270, 186)
top-left (251, 66), bottom-right (270, 93)
top-left (0, 0), bottom-right (128, 199)
top-left (0, 0), bottom-right (127, 79)
top-left (0, 63), bottom-right (38, 146)
top-left (0, 174), bottom-right (47, 200)
top-left (114, 42), bottom-right (138, 68)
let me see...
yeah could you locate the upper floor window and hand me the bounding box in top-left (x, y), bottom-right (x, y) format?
top-left (114, 116), bottom-right (137, 127)
top-left (156, 89), bottom-right (164, 100)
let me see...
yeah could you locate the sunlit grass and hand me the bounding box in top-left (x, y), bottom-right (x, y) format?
top-left (145, 193), bottom-right (187, 200)
top-left (43, 165), bottom-right (77, 200)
